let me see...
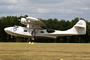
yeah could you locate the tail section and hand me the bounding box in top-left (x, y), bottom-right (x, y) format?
top-left (68, 20), bottom-right (86, 35)
top-left (74, 20), bottom-right (86, 34)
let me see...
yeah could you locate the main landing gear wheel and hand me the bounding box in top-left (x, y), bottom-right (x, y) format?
top-left (29, 36), bottom-right (35, 44)
top-left (29, 29), bottom-right (36, 44)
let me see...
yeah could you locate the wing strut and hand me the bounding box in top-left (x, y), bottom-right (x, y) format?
top-left (29, 24), bottom-right (30, 33)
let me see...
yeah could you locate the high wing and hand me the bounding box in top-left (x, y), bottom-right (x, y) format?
top-left (20, 17), bottom-right (46, 28)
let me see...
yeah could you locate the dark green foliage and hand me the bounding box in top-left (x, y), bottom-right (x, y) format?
top-left (0, 15), bottom-right (89, 43)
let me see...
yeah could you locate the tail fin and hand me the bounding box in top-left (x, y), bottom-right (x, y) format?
top-left (68, 20), bottom-right (86, 35)
top-left (74, 20), bottom-right (86, 34)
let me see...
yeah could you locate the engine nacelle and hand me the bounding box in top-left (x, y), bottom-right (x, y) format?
top-left (20, 17), bottom-right (38, 25)
top-left (26, 17), bottom-right (39, 21)
top-left (21, 18), bottom-right (27, 25)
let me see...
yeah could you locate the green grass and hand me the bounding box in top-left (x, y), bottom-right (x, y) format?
top-left (0, 42), bottom-right (90, 60)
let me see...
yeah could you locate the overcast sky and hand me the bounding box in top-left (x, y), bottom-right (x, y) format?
top-left (0, 0), bottom-right (90, 21)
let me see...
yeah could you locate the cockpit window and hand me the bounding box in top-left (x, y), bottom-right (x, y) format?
top-left (41, 31), bottom-right (44, 33)
top-left (14, 25), bottom-right (18, 28)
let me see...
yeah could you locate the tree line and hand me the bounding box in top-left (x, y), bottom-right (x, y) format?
top-left (0, 15), bottom-right (89, 43)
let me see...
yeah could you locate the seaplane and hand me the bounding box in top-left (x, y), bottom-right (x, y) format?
top-left (4, 17), bottom-right (86, 44)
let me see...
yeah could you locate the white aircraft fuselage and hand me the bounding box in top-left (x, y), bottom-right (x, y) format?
top-left (4, 26), bottom-right (56, 38)
top-left (4, 17), bottom-right (86, 41)
top-left (4, 21), bottom-right (86, 39)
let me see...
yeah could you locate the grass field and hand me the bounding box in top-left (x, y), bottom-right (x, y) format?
top-left (0, 43), bottom-right (90, 60)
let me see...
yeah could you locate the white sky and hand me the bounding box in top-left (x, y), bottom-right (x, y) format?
top-left (0, 0), bottom-right (90, 21)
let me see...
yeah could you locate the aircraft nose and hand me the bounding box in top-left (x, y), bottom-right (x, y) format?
top-left (4, 28), bottom-right (8, 31)
top-left (4, 28), bottom-right (11, 32)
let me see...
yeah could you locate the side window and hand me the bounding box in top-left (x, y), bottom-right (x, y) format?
top-left (24, 30), bottom-right (27, 32)
top-left (41, 31), bottom-right (44, 33)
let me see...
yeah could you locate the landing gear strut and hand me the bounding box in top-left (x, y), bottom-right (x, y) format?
top-left (31, 36), bottom-right (35, 41)
top-left (29, 29), bottom-right (36, 44)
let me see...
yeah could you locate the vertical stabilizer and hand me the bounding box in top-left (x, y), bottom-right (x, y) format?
top-left (67, 20), bottom-right (86, 35)
top-left (74, 20), bottom-right (86, 34)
